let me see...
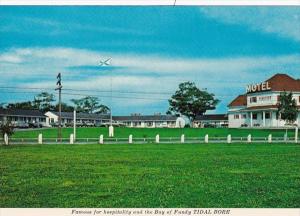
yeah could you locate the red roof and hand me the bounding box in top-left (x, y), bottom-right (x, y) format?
top-left (228, 73), bottom-right (300, 107)
top-left (242, 105), bottom-right (300, 111)
top-left (266, 73), bottom-right (300, 92)
top-left (241, 105), bottom-right (278, 111)
top-left (228, 94), bottom-right (247, 107)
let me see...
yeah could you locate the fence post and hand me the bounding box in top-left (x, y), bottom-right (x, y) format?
top-left (155, 134), bottom-right (159, 143)
top-left (181, 134), bottom-right (185, 143)
top-left (70, 134), bottom-right (74, 144)
top-left (38, 133), bottom-right (43, 144)
top-left (247, 134), bottom-right (252, 143)
top-left (227, 134), bottom-right (231, 144)
top-left (295, 127), bottom-right (298, 143)
top-left (205, 134), bottom-right (209, 143)
top-left (284, 133), bottom-right (287, 142)
top-left (109, 125), bottom-right (114, 137)
top-left (4, 133), bottom-right (8, 145)
top-left (129, 134), bottom-right (133, 144)
top-left (99, 135), bottom-right (104, 144)
top-left (268, 134), bottom-right (272, 143)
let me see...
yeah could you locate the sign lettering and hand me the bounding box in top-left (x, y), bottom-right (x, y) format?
top-left (246, 81), bottom-right (271, 93)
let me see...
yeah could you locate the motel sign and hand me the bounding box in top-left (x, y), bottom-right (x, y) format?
top-left (246, 81), bottom-right (271, 93)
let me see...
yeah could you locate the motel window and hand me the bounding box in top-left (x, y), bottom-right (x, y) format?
top-left (234, 114), bottom-right (240, 119)
top-left (250, 97), bottom-right (257, 103)
top-left (241, 114), bottom-right (247, 119)
top-left (265, 113), bottom-right (271, 119)
top-left (259, 96), bottom-right (271, 101)
top-left (252, 113), bottom-right (257, 120)
top-left (147, 122), bottom-right (153, 126)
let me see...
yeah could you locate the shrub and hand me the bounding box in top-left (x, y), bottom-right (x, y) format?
top-left (0, 121), bottom-right (15, 144)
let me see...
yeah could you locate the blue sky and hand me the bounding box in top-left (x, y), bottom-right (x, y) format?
top-left (0, 6), bottom-right (299, 115)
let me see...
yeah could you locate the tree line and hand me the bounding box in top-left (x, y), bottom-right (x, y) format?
top-left (0, 92), bottom-right (110, 114)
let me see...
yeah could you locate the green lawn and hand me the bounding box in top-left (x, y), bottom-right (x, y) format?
top-left (0, 143), bottom-right (299, 207)
top-left (12, 127), bottom-right (296, 139)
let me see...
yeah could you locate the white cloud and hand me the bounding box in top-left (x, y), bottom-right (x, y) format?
top-left (0, 53), bottom-right (23, 63)
top-left (1, 46), bottom-right (299, 113)
top-left (200, 7), bottom-right (300, 42)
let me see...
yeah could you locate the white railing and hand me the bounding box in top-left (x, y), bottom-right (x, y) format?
top-left (1, 133), bottom-right (299, 145)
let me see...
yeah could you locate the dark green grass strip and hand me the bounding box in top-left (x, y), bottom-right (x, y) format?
top-left (0, 143), bottom-right (299, 208)
top-left (12, 127), bottom-right (296, 139)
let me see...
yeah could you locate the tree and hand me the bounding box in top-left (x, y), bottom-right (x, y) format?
top-left (167, 82), bottom-right (220, 121)
top-left (0, 103), bottom-right (5, 109)
top-left (0, 121), bottom-right (14, 144)
top-left (71, 96), bottom-right (110, 114)
top-left (6, 101), bottom-right (34, 110)
top-left (54, 103), bottom-right (74, 112)
top-left (94, 104), bottom-right (110, 114)
top-left (277, 91), bottom-right (299, 124)
top-left (33, 92), bottom-right (55, 112)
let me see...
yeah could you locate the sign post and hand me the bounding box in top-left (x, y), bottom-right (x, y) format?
top-left (73, 109), bottom-right (76, 142)
top-left (295, 127), bottom-right (298, 143)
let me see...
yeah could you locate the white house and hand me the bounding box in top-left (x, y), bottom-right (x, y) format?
top-left (228, 73), bottom-right (300, 128)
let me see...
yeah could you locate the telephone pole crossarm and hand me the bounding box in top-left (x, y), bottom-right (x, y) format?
top-left (55, 73), bottom-right (63, 142)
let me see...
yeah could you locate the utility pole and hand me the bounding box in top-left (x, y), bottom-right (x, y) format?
top-left (99, 58), bottom-right (114, 137)
top-left (56, 73), bottom-right (62, 142)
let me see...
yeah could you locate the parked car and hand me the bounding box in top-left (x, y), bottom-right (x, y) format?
top-left (241, 123), bottom-right (248, 127)
top-left (15, 122), bottom-right (29, 129)
top-left (29, 122), bottom-right (43, 128)
top-left (204, 124), bottom-right (216, 128)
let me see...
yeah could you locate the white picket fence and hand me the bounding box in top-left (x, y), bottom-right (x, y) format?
top-left (1, 133), bottom-right (299, 145)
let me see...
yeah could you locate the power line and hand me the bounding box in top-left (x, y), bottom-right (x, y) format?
top-left (0, 90), bottom-right (168, 101)
top-left (0, 89), bottom-right (237, 100)
top-left (0, 86), bottom-right (172, 95)
top-left (0, 86), bottom-right (55, 91)
top-left (0, 86), bottom-right (240, 97)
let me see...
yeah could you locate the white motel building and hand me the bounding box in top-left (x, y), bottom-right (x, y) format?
top-left (228, 73), bottom-right (300, 128)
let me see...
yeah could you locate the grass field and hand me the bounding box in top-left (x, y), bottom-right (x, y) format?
top-left (12, 127), bottom-right (296, 139)
top-left (1, 143), bottom-right (299, 208)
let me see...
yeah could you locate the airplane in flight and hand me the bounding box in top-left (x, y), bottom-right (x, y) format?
top-left (99, 58), bottom-right (111, 66)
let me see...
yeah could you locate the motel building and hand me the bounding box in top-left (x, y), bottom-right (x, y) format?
top-left (193, 114), bottom-right (228, 128)
top-left (45, 112), bottom-right (181, 128)
top-left (45, 111), bottom-right (110, 127)
top-left (113, 113), bottom-right (178, 128)
top-left (0, 109), bottom-right (47, 127)
top-left (228, 73), bottom-right (300, 128)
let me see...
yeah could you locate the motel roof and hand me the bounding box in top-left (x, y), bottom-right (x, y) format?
top-left (113, 115), bottom-right (177, 122)
top-left (50, 111), bottom-right (110, 120)
top-left (240, 105), bottom-right (300, 112)
top-left (194, 114), bottom-right (228, 121)
top-left (266, 73), bottom-right (300, 92)
top-left (228, 95), bottom-right (247, 107)
top-left (228, 73), bottom-right (300, 107)
top-left (0, 109), bottom-right (46, 117)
